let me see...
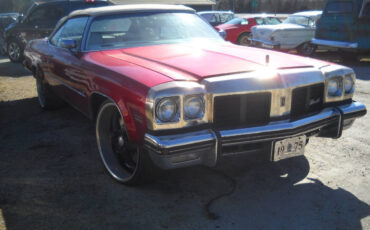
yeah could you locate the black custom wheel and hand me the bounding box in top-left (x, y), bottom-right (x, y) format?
top-left (297, 42), bottom-right (316, 56)
top-left (96, 101), bottom-right (155, 184)
top-left (237, 33), bottom-right (252, 46)
top-left (35, 68), bottom-right (65, 110)
top-left (7, 39), bottom-right (23, 62)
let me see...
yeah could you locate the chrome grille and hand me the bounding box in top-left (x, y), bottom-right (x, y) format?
top-left (213, 92), bottom-right (271, 129)
top-left (291, 84), bottom-right (324, 120)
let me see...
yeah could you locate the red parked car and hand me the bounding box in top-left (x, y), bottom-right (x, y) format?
top-left (215, 15), bottom-right (281, 45)
top-left (24, 5), bottom-right (366, 185)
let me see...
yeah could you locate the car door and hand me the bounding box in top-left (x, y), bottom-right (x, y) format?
top-left (47, 16), bottom-right (90, 113)
top-left (357, 0), bottom-right (370, 50)
top-left (319, 1), bottom-right (356, 42)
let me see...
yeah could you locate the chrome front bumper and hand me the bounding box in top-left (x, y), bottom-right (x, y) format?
top-left (312, 38), bottom-right (358, 49)
top-left (144, 101), bottom-right (366, 170)
top-left (249, 38), bottom-right (280, 49)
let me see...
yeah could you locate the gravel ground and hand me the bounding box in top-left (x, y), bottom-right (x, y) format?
top-left (0, 53), bottom-right (369, 230)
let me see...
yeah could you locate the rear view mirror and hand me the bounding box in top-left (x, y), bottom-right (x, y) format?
top-left (60, 39), bottom-right (77, 49)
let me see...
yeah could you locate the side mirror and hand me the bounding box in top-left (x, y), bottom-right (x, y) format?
top-left (60, 39), bottom-right (77, 49)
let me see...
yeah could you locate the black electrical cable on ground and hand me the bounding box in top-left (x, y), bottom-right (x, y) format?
top-left (202, 166), bottom-right (237, 220)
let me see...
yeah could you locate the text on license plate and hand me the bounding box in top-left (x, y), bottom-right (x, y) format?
top-left (273, 136), bottom-right (306, 161)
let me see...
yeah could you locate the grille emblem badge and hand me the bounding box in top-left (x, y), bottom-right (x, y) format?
top-left (309, 98), bottom-right (321, 106)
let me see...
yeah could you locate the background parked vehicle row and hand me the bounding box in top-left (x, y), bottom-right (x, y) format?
top-left (0, 13), bottom-right (18, 55)
top-left (215, 14), bottom-right (281, 45)
top-left (3, 0), bottom-right (110, 62)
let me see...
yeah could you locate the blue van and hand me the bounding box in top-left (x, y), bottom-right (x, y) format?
top-left (312, 0), bottom-right (370, 54)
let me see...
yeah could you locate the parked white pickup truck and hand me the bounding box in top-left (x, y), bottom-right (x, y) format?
top-left (250, 11), bottom-right (322, 56)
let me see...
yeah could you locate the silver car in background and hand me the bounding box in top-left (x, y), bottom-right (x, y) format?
top-left (250, 11), bottom-right (322, 56)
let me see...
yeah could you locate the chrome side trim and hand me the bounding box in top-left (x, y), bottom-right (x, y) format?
top-left (312, 38), bottom-right (358, 49)
top-left (47, 73), bottom-right (87, 97)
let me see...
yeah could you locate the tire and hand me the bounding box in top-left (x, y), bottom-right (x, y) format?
top-left (237, 33), bottom-right (252, 46)
top-left (35, 68), bottom-right (65, 110)
top-left (0, 41), bottom-right (6, 56)
top-left (340, 52), bottom-right (359, 63)
top-left (7, 39), bottom-right (23, 62)
top-left (96, 101), bottom-right (157, 185)
top-left (297, 42), bottom-right (316, 56)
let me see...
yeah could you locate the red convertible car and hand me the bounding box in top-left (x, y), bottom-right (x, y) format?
top-left (24, 5), bottom-right (366, 184)
top-left (215, 15), bottom-right (281, 45)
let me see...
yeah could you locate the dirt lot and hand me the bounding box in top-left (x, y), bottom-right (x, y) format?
top-left (0, 54), bottom-right (369, 230)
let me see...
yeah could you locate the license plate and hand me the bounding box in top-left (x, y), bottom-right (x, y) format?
top-left (262, 43), bottom-right (274, 49)
top-left (273, 136), bottom-right (306, 161)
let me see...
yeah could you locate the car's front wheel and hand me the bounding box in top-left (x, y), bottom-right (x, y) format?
top-left (340, 51), bottom-right (359, 63)
top-left (7, 39), bottom-right (23, 62)
top-left (237, 32), bottom-right (252, 46)
top-left (35, 69), bottom-right (65, 110)
top-left (96, 101), bottom-right (156, 185)
top-left (297, 42), bottom-right (316, 56)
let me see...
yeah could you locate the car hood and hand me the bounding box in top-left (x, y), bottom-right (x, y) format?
top-left (215, 24), bottom-right (237, 31)
top-left (100, 42), bottom-right (329, 81)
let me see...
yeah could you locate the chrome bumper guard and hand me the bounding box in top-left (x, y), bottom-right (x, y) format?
top-left (249, 38), bottom-right (280, 49)
top-left (144, 102), bottom-right (366, 169)
top-left (312, 38), bottom-right (358, 49)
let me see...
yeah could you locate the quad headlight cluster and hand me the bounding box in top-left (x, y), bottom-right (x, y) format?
top-left (155, 94), bottom-right (205, 123)
top-left (146, 81), bottom-right (208, 130)
top-left (325, 73), bottom-right (355, 102)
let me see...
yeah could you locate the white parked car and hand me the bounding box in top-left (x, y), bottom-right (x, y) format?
top-left (250, 11), bottom-right (322, 55)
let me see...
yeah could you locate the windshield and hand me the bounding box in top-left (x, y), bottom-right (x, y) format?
top-left (265, 17), bottom-right (281, 25)
top-left (283, 15), bottom-right (313, 26)
top-left (226, 18), bottom-right (243, 25)
top-left (86, 12), bottom-right (223, 50)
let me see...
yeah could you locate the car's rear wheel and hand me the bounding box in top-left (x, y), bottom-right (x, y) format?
top-left (340, 51), bottom-right (359, 63)
top-left (297, 42), bottom-right (316, 56)
top-left (35, 68), bottom-right (65, 110)
top-left (0, 41), bottom-right (6, 56)
top-left (7, 39), bottom-right (23, 62)
top-left (237, 33), bottom-right (251, 46)
top-left (96, 101), bottom-right (155, 185)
